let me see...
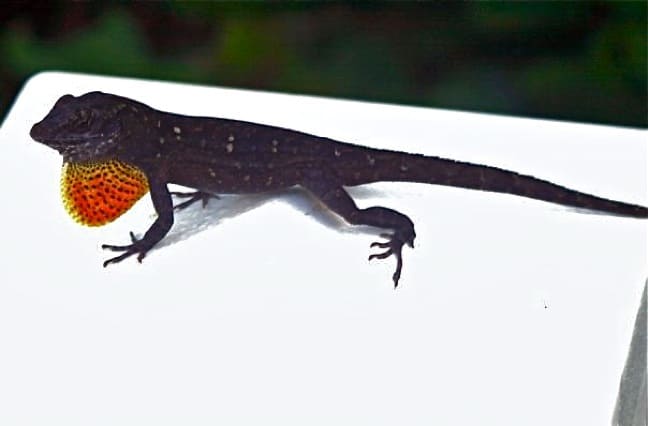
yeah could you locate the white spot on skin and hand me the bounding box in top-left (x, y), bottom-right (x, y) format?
top-left (272, 139), bottom-right (279, 146)
top-left (334, 149), bottom-right (341, 157)
top-left (228, 135), bottom-right (235, 142)
top-left (226, 143), bottom-right (234, 153)
top-left (271, 147), bottom-right (278, 153)
top-left (208, 168), bottom-right (216, 177)
top-left (156, 120), bottom-right (161, 128)
top-left (159, 137), bottom-right (165, 144)
top-left (367, 155), bottom-right (375, 166)
top-left (400, 164), bottom-right (409, 172)
top-left (173, 126), bottom-right (181, 134)
top-left (266, 176), bottom-right (273, 186)
top-left (243, 175), bottom-right (250, 181)
top-left (156, 153), bottom-right (162, 158)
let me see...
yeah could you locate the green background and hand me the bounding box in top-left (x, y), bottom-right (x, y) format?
top-left (2, 2), bottom-right (646, 127)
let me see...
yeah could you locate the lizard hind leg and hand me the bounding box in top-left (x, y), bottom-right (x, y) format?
top-left (301, 177), bottom-right (416, 287)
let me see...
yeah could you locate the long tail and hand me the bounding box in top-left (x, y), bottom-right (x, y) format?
top-left (341, 149), bottom-right (648, 218)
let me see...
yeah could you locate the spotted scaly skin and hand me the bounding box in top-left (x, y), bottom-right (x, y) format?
top-left (61, 160), bottom-right (149, 226)
top-left (30, 92), bottom-right (648, 287)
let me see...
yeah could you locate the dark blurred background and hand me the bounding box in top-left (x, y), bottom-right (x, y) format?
top-left (1, 1), bottom-right (646, 127)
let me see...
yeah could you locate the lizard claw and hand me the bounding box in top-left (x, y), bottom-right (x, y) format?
top-left (171, 190), bottom-right (219, 210)
top-left (368, 247), bottom-right (394, 260)
top-left (368, 231), bottom-right (415, 288)
top-left (102, 231), bottom-right (149, 266)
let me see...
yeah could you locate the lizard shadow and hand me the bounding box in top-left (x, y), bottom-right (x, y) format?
top-left (157, 186), bottom-right (386, 249)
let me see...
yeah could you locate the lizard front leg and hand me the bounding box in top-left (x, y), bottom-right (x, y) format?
top-left (102, 177), bottom-right (174, 266)
top-left (301, 172), bottom-right (416, 287)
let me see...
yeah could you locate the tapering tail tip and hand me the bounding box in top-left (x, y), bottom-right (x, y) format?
top-left (601, 202), bottom-right (648, 219)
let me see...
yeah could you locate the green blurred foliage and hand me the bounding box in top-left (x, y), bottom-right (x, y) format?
top-left (2, 10), bottom-right (212, 83)
top-left (1, 2), bottom-right (646, 128)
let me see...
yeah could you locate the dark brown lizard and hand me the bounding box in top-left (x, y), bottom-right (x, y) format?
top-left (30, 92), bottom-right (648, 286)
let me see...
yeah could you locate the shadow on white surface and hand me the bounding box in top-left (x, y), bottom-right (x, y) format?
top-left (157, 186), bottom-right (388, 250)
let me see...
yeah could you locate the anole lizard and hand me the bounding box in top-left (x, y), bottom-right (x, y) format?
top-left (30, 92), bottom-right (648, 286)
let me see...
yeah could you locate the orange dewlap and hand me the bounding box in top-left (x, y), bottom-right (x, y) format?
top-left (60, 160), bottom-right (149, 226)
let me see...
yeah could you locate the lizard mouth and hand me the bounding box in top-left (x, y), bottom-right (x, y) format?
top-left (30, 122), bottom-right (121, 163)
top-left (30, 120), bottom-right (118, 143)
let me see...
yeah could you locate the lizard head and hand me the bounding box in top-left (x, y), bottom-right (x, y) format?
top-left (30, 91), bottom-right (132, 163)
top-left (31, 92), bottom-right (151, 226)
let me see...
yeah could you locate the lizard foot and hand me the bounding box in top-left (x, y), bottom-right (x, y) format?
top-left (368, 232), bottom-right (415, 288)
top-left (102, 231), bottom-right (150, 266)
top-left (171, 190), bottom-right (219, 210)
